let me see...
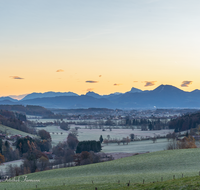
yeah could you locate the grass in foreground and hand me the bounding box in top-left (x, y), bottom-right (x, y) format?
top-left (2, 148), bottom-right (200, 190)
top-left (29, 176), bottom-right (200, 190)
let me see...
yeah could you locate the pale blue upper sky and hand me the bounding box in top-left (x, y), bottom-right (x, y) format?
top-left (0, 0), bottom-right (200, 96)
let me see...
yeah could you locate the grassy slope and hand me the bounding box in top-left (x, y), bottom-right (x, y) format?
top-left (0, 124), bottom-right (35, 137)
top-left (2, 148), bottom-right (200, 190)
top-left (28, 176), bottom-right (200, 190)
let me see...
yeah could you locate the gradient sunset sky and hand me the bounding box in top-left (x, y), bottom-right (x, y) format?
top-left (1, 0), bottom-right (200, 97)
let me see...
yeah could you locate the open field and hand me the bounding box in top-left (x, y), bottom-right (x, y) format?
top-left (76, 128), bottom-right (173, 141)
top-left (1, 148), bottom-right (200, 190)
top-left (0, 124), bottom-right (35, 137)
top-left (35, 125), bottom-right (172, 152)
top-left (102, 138), bottom-right (169, 153)
top-left (36, 125), bottom-right (174, 141)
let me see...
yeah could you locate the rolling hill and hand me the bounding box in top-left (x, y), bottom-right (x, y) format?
top-left (1, 148), bottom-right (200, 190)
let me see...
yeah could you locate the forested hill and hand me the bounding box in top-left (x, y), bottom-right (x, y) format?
top-left (0, 105), bottom-right (54, 117)
top-left (0, 110), bottom-right (35, 134)
top-left (0, 109), bottom-right (26, 121)
top-left (169, 111), bottom-right (200, 132)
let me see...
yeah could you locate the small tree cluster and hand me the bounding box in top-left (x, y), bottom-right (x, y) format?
top-left (0, 139), bottom-right (20, 162)
top-left (60, 121), bottom-right (70, 131)
top-left (52, 141), bottom-right (75, 163)
top-left (74, 151), bottom-right (100, 166)
top-left (76, 141), bottom-right (101, 153)
top-left (38, 129), bottom-right (51, 141)
top-left (167, 135), bottom-right (197, 150)
top-left (177, 136), bottom-right (197, 149)
top-left (67, 133), bottom-right (79, 150)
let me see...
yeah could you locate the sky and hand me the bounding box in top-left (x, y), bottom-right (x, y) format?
top-left (0, 0), bottom-right (200, 98)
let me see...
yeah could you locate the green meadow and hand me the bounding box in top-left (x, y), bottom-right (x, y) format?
top-left (1, 148), bottom-right (200, 190)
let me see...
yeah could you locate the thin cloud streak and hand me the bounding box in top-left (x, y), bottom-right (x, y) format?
top-left (10, 76), bottom-right (24, 80)
top-left (114, 83), bottom-right (122, 86)
top-left (181, 81), bottom-right (193, 87)
top-left (85, 81), bottom-right (98, 83)
top-left (87, 88), bottom-right (94, 92)
top-left (56, 69), bottom-right (64, 72)
top-left (144, 81), bottom-right (157, 87)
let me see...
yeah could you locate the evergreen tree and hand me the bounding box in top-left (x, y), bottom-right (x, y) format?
top-left (148, 123), bottom-right (153, 130)
top-left (99, 135), bottom-right (103, 144)
top-left (76, 141), bottom-right (101, 153)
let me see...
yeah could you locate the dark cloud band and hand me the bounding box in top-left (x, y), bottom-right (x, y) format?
top-left (86, 81), bottom-right (98, 83)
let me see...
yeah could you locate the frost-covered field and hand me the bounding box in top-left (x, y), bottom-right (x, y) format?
top-left (102, 139), bottom-right (169, 153)
top-left (2, 148), bottom-right (200, 190)
top-left (0, 159), bottom-right (23, 175)
top-left (77, 128), bottom-right (173, 141)
top-left (35, 125), bottom-right (173, 153)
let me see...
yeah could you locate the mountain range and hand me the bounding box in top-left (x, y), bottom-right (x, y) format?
top-left (1, 85), bottom-right (200, 109)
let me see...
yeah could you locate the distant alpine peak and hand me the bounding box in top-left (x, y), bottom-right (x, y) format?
top-left (86, 91), bottom-right (98, 95)
top-left (192, 89), bottom-right (200, 93)
top-left (85, 91), bottom-right (102, 98)
top-left (129, 87), bottom-right (142, 93)
top-left (153, 84), bottom-right (184, 93)
top-left (157, 84), bottom-right (179, 89)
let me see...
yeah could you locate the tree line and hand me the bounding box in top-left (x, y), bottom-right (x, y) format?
top-left (125, 117), bottom-right (169, 130)
top-left (0, 105), bottom-right (54, 117)
top-left (169, 112), bottom-right (200, 132)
